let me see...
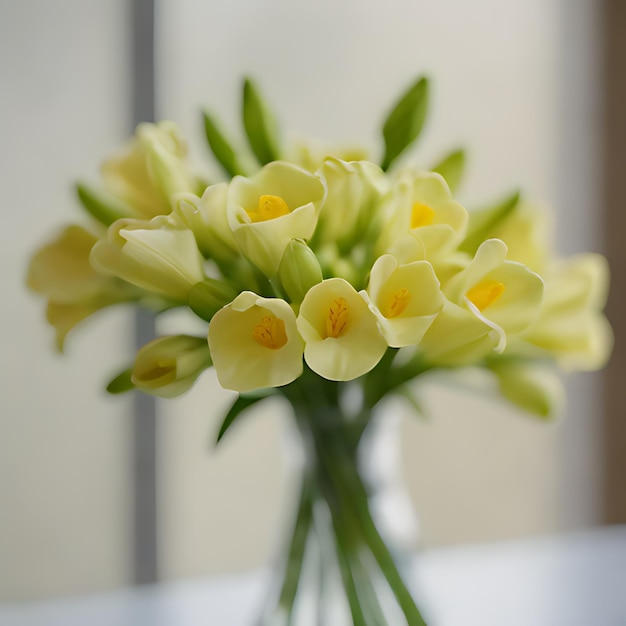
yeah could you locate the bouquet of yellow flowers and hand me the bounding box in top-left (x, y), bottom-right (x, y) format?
top-left (27, 76), bottom-right (612, 625)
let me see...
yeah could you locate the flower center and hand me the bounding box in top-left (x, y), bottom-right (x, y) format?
top-left (410, 202), bottom-right (435, 229)
top-left (466, 280), bottom-right (505, 311)
top-left (247, 194), bottom-right (290, 223)
top-left (325, 297), bottom-right (350, 338)
top-left (384, 288), bottom-right (411, 318)
top-left (252, 315), bottom-right (288, 349)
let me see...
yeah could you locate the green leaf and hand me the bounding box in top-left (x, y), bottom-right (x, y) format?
top-left (216, 390), bottom-right (275, 444)
top-left (381, 76), bottom-right (429, 171)
top-left (106, 367), bottom-right (135, 394)
top-left (242, 77), bottom-right (281, 165)
top-left (76, 183), bottom-right (132, 226)
top-left (202, 110), bottom-right (247, 178)
top-left (460, 190), bottom-right (521, 255)
top-left (431, 148), bottom-right (466, 193)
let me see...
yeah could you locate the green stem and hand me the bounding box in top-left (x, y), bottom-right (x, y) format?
top-left (282, 379), bottom-right (429, 625)
top-left (322, 437), bottom-right (428, 626)
top-left (329, 510), bottom-right (369, 626)
top-left (312, 452), bottom-right (387, 626)
top-left (274, 475), bottom-right (314, 623)
top-left (330, 502), bottom-right (389, 625)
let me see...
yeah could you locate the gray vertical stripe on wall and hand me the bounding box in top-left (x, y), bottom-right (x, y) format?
top-left (131, 0), bottom-right (159, 585)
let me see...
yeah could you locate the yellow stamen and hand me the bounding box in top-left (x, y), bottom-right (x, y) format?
top-left (325, 297), bottom-right (350, 339)
top-left (410, 202), bottom-right (435, 229)
top-left (246, 194), bottom-right (290, 223)
top-left (466, 280), bottom-right (505, 311)
top-left (252, 316), bottom-right (288, 349)
top-left (384, 288), bottom-right (411, 318)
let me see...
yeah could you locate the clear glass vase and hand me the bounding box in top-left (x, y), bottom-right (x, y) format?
top-left (258, 368), bottom-right (428, 626)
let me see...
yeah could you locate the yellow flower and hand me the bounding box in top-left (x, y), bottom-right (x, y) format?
top-left (101, 121), bottom-right (197, 219)
top-left (377, 171), bottom-right (468, 258)
top-left (418, 239), bottom-right (543, 366)
top-left (208, 292), bottom-right (304, 392)
top-left (444, 238), bottom-right (544, 340)
top-left (90, 214), bottom-right (205, 302)
top-left (227, 161), bottom-right (326, 276)
top-left (173, 183), bottom-right (239, 262)
top-left (364, 255), bottom-right (444, 347)
top-left (26, 225), bottom-right (139, 350)
top-left (132, 335), bottom-right (212, 398)
top-left (522, 253), bottom-right (613, 371)
top-left (315, 158), bottom-right (388, 246)
top-left (297, 278), bottom-right (387, 381)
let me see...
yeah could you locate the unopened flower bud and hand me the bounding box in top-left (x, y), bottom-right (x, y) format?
top-left (188, 278), bottom-right (238, 322)
top-left (278, 239), bottom-right (323, 304)
top-left (131, 335), bottom-right (212, 398)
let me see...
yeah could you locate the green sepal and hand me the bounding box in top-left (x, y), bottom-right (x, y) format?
top-left (216, 390), bottom-right (276, 444)
top-left (460, 190), bottom-right (521, 255)
top-left (76, 183), bottom-right (132, 226)
top-left (242, 77), bottom-right (281, 165)
top-left (431, 148), bottom-right (466, 193)
top-left (105, 367), bottom-right (135, 394)
top-left (202, 110), bottom-right (247, 178)
top-left (381, 76), bottom-right (429, 172)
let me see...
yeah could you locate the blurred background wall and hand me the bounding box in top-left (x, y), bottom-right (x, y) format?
top-left (0, 0), bottom-right (608, 602)
top-left (0, 0), bottom-right (134, 600)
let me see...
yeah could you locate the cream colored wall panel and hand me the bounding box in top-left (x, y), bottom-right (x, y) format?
top-left (0, 0), bottom-right (133, 600)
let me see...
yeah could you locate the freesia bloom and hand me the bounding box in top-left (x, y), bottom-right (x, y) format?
top-left (227, 161), bottom-right (326, 276)
top-left (364, 254), bottom-right (444, 347)
top-left (101, 121), bottom-right (197, 218)
top-left (522, 253), bottom-right (613, 371)
top-left (377, 171), bottom-right (468, 258)
top-left (132, 335), bottom-right (212, 398)
top-left (27, 224), bottom-right (139, 349)
top-left (174, 183), bottom-right (239, 262)
top-left (90, 214), bottom-right (205, 302)
top-left (297, 278), bottom-right (387, 381)
top-left (444, 238), bottom-right (544, 342)
top-left (314, 158), bottom-right (388, 247)
top-left (208, 292), bottom-right (304, 392)
top-left (419, 239), bottom-right (543, 365)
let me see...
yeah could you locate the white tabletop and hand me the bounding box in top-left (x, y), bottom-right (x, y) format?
top-left (2, 526), bottom-right (625, 626)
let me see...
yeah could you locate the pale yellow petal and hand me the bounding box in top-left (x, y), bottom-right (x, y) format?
top-left (228, 162), bottom-right (326, 276)
top-left (366, 255), bottom-right (444, 347)
top-left (297, 278), bottom-right (387, 380)
top-left (208, 292), bottom-right (304, 392)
